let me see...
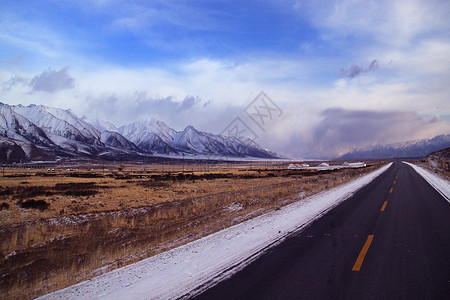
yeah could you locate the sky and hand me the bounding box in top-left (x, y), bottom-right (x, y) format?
top-left (0, 0), bottom-right (449, 158)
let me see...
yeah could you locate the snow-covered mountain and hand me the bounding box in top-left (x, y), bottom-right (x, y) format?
top-left (83, 117), bottom-right (118, 133)
top-left (11, 104), bottom-right (147, 156)
top-left (92, 116), bottom-right (278, 158)
top-left (11, 104), bottom-right (112, 155)
top-left (0, 103), bottom-right (59, 161)
top-left (0, 136), bottom-right (53, 162)
top-left (0, 102), bottom-right (281, 162)
top-left (100, 131), bottom-right (140, 152)
top-left (0, 103), bottom-right (55, 147)
top-left (118, 119), bottom-right (176, 146)
top-left (340, 134), bottom-right (450, 159)
top-left (12, 104), bottom-right (102, 150)
top-left (171, 125), bottom-right (269, 157)
top-left (0, 102), bottom-right (146, 161)
top-left (117, 121), bottom-right (278, 158)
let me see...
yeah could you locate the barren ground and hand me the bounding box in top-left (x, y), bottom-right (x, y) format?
top-left (0, 162), bottom-right (382, 299)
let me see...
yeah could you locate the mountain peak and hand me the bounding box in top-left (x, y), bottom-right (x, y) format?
top-left (183, 125), bottom-right (198, 133)
top-left (83, 117), bottom-right (118, 133)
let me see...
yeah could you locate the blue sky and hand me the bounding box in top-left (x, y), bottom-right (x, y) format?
top-left (1, 0), bottom-right (449, 158)
top-left (1, 1), bottom-right (322, 68)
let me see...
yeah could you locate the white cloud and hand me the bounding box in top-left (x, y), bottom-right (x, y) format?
top-left (294, 0), bottom-right (450, 47)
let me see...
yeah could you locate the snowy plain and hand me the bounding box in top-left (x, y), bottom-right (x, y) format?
top-left (403, 161), bottom-right (450, 202)
top-left (40, 163), bottom-right (393, 299)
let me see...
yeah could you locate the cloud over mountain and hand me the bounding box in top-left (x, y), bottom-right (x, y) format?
top-left (305, 108), bottom-right (448, 158)
top-left (30, 67), bottom-right (74, 92)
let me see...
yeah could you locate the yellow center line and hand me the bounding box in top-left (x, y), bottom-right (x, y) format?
top-left (380, 201), bottom-right (388, 211)
top-left (352, 235), bottom-right (374, 271)
top-left (389, 187), bottom-right (393, 193)
top-left (393, 180), bottom-right (396, 184)
top-left (395, 176), bottom-right (398, 179)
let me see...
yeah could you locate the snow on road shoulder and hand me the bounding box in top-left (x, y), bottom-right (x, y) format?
top-left (40, 163), bottom-right (392, 300)
top-left (403, 162), bottom-right (450, 202)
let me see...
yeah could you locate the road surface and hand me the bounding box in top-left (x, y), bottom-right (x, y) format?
top-left (194, 161), bottom-right (450, 299)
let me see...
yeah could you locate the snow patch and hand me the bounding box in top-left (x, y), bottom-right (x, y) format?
top-left (226, 203), bottom-right (244, 212)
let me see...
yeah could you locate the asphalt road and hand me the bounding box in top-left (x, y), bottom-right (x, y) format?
top-left (194, 161), bottom-right (450, 300)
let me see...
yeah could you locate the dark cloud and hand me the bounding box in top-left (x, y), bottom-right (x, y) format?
top-left (313, 109), bottom-right (412, 151)
top-left (131, 93), bottom-right (200, 117)
top-left (180, 96), bottom-right (200, 110)
top-left (203, 99), bottom-right (214, 107)
top-left (1, 75), bottom-right (28, 92)
top-left (282, 108), bottom-right (448, 158)
top-left (428, 115), bottom-right (440, 123)
top-left (31, 67), bottom-right (74, 92)
top-left (340, 59), bottom-right (379, 79)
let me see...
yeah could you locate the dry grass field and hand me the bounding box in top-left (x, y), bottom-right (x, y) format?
top-left (0, 161), bottom-right (383, 299)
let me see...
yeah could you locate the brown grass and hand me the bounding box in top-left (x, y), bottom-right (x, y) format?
top-left (0, 163), bottom-right (383, 299)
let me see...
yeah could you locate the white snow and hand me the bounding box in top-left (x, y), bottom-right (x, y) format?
top-left (119, 119), bottom-right (176, 146)
top-left (39, 163), bottom-right (392, 300)
top-left (100, 131), bottom-right (138, 151)
top-left (12, 104), bottom-right (101, 142)
top-left (403, 161), bottom-right (450, 202)
top-left (83, 117), bottom-right (118, 133)
top-left (0, 103), bottom-right (53, 146)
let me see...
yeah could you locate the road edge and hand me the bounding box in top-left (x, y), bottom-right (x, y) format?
top-left (402, 161), bottom-right (450, 203)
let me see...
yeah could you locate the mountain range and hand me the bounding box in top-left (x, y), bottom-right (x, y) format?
top-left (0, 102), bottom-right (280, 163)
top-left (340, 134), bottom-right (450, 159)
top-left (2, 102), bottom-right (448, 163)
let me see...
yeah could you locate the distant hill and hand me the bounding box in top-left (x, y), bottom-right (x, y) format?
top-left (340, 134), bottom-right (450, 159)
top-left (427, 147), bottom-right (450, 161)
